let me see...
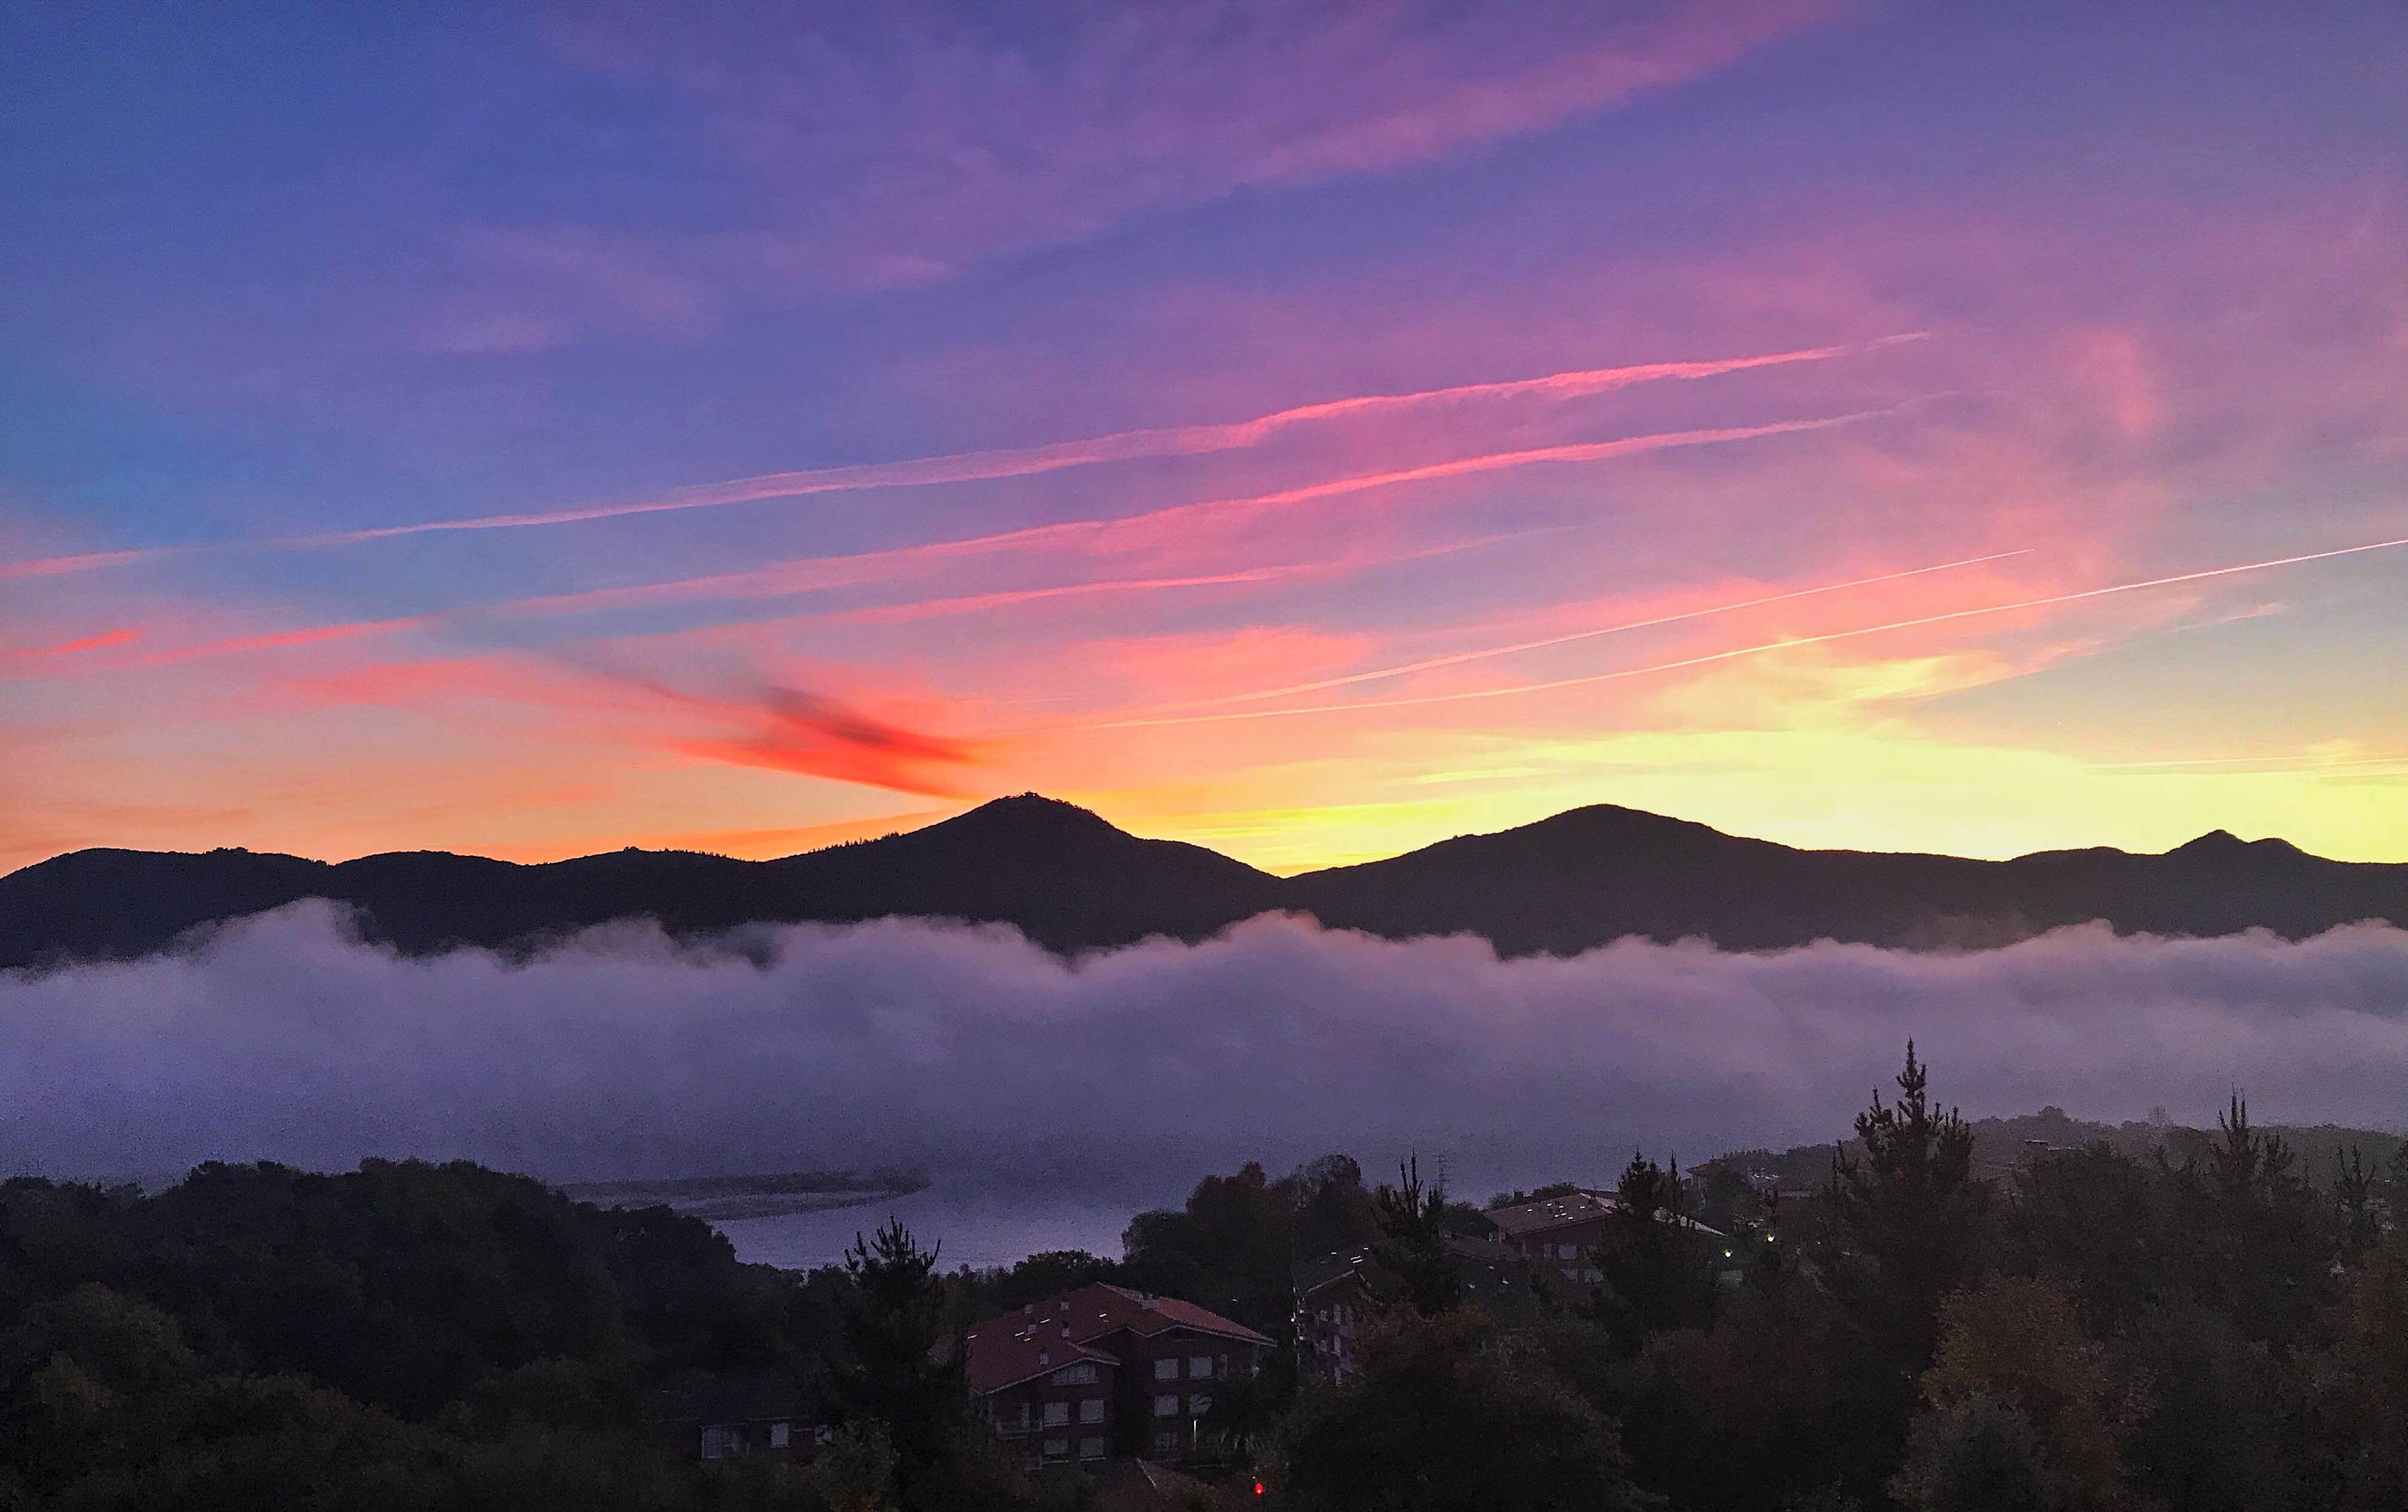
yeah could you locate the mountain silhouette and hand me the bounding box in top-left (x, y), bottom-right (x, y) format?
top-left (4, 794), bottom-right (2401, 970)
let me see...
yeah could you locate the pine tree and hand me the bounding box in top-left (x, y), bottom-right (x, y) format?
top-left (1829, 1042), bottom-right (1987, 1370)
top-left (1592, 1151), bottom-right (1715, 1353)
top-left (830, 1218), bottom-right (963, 1492)
top-left (1372, 1155), bottom-right (1461, 1316)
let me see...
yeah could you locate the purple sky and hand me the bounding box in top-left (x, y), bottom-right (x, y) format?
top-left (4, 2), bottom-right (2404, 872)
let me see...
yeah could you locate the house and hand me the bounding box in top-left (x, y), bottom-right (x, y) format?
top-left (1292, 1245), bottom-right (1396, 1385)
top-left (647, 1372), bottom-right (817, 1465)
top-left (1484, 1188), bottom-right (1621, 1293)
top-left (1293, 1237), bottom-right (1542, 1385)
top-left (1484, 1189), bottom-right (1724, 1297)
top-left (956, 1282), bottom-right (1273, 1468)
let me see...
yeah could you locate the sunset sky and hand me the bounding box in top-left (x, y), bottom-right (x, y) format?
top-left (4, 1), bottom-right (2404, 876)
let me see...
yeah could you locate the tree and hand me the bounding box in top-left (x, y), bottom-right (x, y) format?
top-left (2120, 1299), bottom-right (2300, 1512)
top-left (1890, 1392), bottom-right (2050, 1512)
top-left (2335, 1147), bottom-right (2380, 1259)
top-left (1592, 1153), bottom-right (1715, 1354)
top-left (1371, 1157), bottom-right (1460, 1317)
top-left (810, 1419), bottom-right (900, 1512)
top-left (2177, 1096), bottom-right (2336, 1344)
top-left (1906, 1277), bottom-right (2144, 1511)
top-left (2001, 1144), bottom-right (2171, 1337)
top-left (1277, 1308), bottom-right (1650, 1512)
top-left (831, 1219), bottom-right (963, 1493)
top-left (1828, 1043), bottom-right (1987, 1370)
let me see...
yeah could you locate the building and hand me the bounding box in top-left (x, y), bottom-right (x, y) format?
top-left (1292, 1245), bottom-right (1396, 1385)
top-left (1484, 1189), bottom-right (1724, 1297)
top-left (959, 1282), bottom-right (1273, 1468)
top-left (1484, 1189), bottom-right (1621, 1293)
top-left (1293, 1237), bottom-right (1542, 1385)
top-left (647, 1372), bottom-right (817, 1465)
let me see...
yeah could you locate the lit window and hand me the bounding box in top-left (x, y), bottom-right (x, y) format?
top-left (1154, 1357), bottom-right (1178, 1381)
top-left (768, 1422), bottom-right (790, 1450)
top-left (1154, 1394), bottom-right (1180, 1417)
top-left (700, 1425), bottom-right (743, 1460)
top-left (1043, 1437), bottom-right (1068, 1459)
top-left (1079, 1436), bottom-right (1106, 1461)
top-left (1043, 1402), bottom-right (1070, 1428)
top-left (1079, 1398), bottom-right (1105, 1424)
top-left (1189, 1355), bottom-right (1215, 1378)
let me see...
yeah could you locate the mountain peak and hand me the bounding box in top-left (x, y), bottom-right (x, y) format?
top-left (925, 793), bottom-right (1130, 845)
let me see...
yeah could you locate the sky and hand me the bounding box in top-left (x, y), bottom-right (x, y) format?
top-left (4, 1), bottom-right (2405, 877)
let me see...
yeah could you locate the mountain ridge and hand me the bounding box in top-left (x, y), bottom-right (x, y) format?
top-left (5, 794), bottom-right (2403, 970)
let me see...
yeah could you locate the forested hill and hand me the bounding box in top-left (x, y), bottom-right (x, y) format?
top-left (6, 794), bottom-right (2404, 970)
top-left (1706, 1107), bottom-right (2408, 1194)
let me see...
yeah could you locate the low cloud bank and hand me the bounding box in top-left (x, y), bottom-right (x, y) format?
top-left (5, 905), bottom-right (2406, 1196)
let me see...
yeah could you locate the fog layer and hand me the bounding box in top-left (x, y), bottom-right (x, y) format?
top-left (6, 904), bottom-right (2405, 1195)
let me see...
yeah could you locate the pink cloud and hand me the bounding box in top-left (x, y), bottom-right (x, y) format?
top-left (0, 628), bottom-right (143, 663)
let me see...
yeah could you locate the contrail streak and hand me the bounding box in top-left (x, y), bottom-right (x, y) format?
top-left (2086, 752), bottom-right (2408, 772)
top-left (1157, 549), bottom-right (2031, 710)
top-left (6, 407), bottom-right (1902, 678)
top-left (0, 336), bottom-right (1917, 580)
top-left (1088, 534), bottom-right (2408, 729)
top-left (302, 337), bottom-right (1915, 543)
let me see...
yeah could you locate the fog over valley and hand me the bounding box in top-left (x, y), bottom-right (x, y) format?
top-left (8, 903), bottom-right (2404, 1217)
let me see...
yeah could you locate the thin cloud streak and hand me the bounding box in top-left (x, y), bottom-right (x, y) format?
top-left (1159, 548), bottom-right (2031, 710)
top-left (0, 628), bottom-right (142, 662)
top-left (10, 408), bottom-right (1888, 682)
top-left (1092, 533), bottom-right (2408, 729)
top-left (489, 407), bottom-right (1907, 622)
top-left (305, 339), bottom-right (1906, 543)
top-left (0, 339), bottom-right (1905, 580)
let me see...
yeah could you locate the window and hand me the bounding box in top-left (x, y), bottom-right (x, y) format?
top-left (1079, 1436), bottom-right (1106, 1461)
top-left (1042, 1437), bottom-right (1068, 1460)
top-left (1155, 1430), bottom-right (1181, 1454)
top-left (1154, 1357), bottom-right (1178, 1381)
top-left (1052, 1363), bottom-right (1097, 1385)
top-left (1043, 1401), bottom-right (1070, 1428)
top-left (1188, 1354), bottom-right (1215, 1378)
top-left (1153, 1394), bottom-right (1180, 1417)
top-left (768, 1422), bottom-right (790, 1450)
top-left (1078, 1397), bottom-right (1105, 1424)
top-left (699, 1425), bottom-right (744, 1460)
top-left (1556, 1241), bottom-right (1579, 1260)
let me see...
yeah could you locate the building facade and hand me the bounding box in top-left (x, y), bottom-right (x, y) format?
top-left (960, 1282), bottom-right (1272, 1469)
top-left (647, 1372), bottom-right (816, 1466)
top-left (1483, 1189), bottom-right (1620, 1295)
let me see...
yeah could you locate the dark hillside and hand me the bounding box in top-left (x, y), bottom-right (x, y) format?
top-left (5, 795), bottom-right (2403, 969)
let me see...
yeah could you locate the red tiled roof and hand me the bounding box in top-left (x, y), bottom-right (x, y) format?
top-left (1484, 1189), bottom-right (1620, 1239)
top-left (959, 1281), bottom-right (1272, 1397)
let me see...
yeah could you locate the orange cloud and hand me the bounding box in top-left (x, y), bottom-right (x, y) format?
top-left (1091, 532), bottom-right (2408, 729)
top-left (674, 687), bottom-right (986, 798)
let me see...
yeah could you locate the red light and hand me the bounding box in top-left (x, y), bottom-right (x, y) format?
top-left (1253, 1482), bottom-right (1266, 1497)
